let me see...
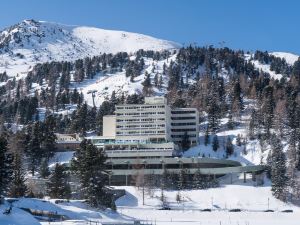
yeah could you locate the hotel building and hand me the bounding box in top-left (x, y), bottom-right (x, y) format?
top-left (88, 96), bottom-right (199, 158)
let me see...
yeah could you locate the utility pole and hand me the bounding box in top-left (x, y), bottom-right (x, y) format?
top-left (87, 90), bottom-right (97, 107)
top-left (142, 184), bottom-right (145, 205)
top-left (142, 161), bottom-right (146, 205)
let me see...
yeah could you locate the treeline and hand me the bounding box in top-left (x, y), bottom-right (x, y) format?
top-left (254, 50), bottom-right (293, 75)
top-left (140, 168), bottom-right (219, 191)
top-left (0, 115), bottom-right (56, 198)
top-left (0, 132), bottom-right (114, 209)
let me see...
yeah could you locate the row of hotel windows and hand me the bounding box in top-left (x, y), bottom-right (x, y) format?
top-left (171, 110), bottom-right (196, 114)
top-left (116, 130), bottom-right (166, 135)
top-left (171, 117), bottom-right (196, 120)
top-left (171, 128), bottom-right (196, 132)
top-left (171, 134), bottom-right (197, 138)
top-left (117, 124), bottom-right (165, 128)
top-left (116, 105), bottom-right (165, 110)
top-left (171, 122), bottom-right (196, 126)
top-left (117, 118), bottom-right (165, 122)
top-left (116, 112), bottom-right (165, 116)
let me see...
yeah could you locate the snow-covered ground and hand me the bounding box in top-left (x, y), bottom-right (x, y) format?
top-left (114, 176), bottom-right (300, 225)
top-left (0, 198), bottom-right (135, 225)
top-left (0, 201), bottom-right (40, 225)
top-left (2, 176), bottom-right (299, 225)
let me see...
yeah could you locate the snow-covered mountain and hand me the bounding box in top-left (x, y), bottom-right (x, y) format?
top-left (0, 19), bottom-right (179, 77)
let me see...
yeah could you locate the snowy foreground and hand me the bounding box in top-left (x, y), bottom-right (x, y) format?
top-left (1, 176), bottom-right (299, 225)
top-left (115, 178), bottom-right (299, 225)
top-left (0, 202), bottom-right (40, 225)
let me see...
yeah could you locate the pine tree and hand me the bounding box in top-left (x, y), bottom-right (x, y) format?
top-left (41, 115), bottom-right (57, 159)
top-left (158, 75), bottom-right (163, 89)
top-left (236, 134), bottom-right (242, 146)
top-left (207, 101), bottom-right (221, 133)
top-left (248, 110), bottom-right (259, 140)
top-left (142, 72), bottom-right (153, 96)
top-left (262, 86), bottom-right (275, 138)
top-left (212, 135), bottom-right (219, 151)
top-left (230, 80), bottom-right (244, 117)
top-left (177, 168), bottom-right (188, 190)
top-left (71, 103), bottom-right (88, 135)
top-left (40, 159), bottom-right (50, 178)
top-left (160, 168), bottom-right (169, 190)
top-left (8, 153), bottom-right (27, 198)
top-left (46, 163), bottom-right (71, 199)
top-left (154, 73), bottom-right (159, 87)
top-left (176, 191), bottom-right (181, 203)
top-left (204, 127), bottom-right (210, 146)
top-left (287, 144), bottom-right (300, 200)
top-left (225, 137), bottom-right (234, 157)
top-left (0, 136), bottom-right (13, 196)
top-left (207, 79), bottom-right (221, 133)
top-left (110, 197), bottom-right (117, 211)
top-left (227, 111), bottom-right (235, 130)
top-left (26, 122), bottom-right (43, 176)
top-left (8, 131), bottom-right (27, 156)
top-left (71, 140), bottom-right (109, 207)
top-left (270, 136), bottom-right (288, 200)
top-left (193, 168), bottom-right (206, 189)
top-left (296, 143), bottom-right (300, 171)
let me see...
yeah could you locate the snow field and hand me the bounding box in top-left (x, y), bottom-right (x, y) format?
top-left (114, 182), bottom-right (300, 225)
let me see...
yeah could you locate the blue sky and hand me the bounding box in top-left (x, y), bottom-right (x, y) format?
top-left (0, 0), bottom-right (299, 54)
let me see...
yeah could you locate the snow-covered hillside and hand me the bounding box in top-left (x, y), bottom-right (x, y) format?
top-left (270, 52), bottom-right (299, 65)
top-left (182, 99), bottom-right (270, 166)
top-left (247, 51), bottom-right (299, 80)
top-left (74, 53), bottom-right (177, 106)
top-left (0, 19), bottom-right (179, 77)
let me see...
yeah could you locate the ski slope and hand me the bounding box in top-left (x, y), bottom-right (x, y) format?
top-left (72, 53), bottom-right (177, 106)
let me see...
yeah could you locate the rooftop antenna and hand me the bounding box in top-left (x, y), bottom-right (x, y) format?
top-left (87, 90), bottom-right (97, 107)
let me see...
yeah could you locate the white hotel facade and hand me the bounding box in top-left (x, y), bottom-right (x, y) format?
top-left (88, 96), bottom-right (199, 158)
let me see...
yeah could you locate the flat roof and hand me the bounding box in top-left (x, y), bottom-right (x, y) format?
top-left (86, 136), bottom-right (115, 140)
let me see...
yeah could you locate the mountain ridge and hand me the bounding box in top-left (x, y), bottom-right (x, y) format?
top-left (0, 19), bottom-right (179, 77)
